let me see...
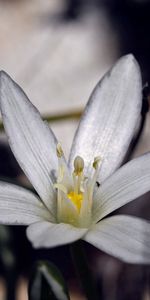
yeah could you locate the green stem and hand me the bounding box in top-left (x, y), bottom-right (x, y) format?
top-left (0, 109), bottom-right (82, 131)
top-left (70, 240), bottom-right (99, 300)
top-left (43, 109), bottom-right (82, 122)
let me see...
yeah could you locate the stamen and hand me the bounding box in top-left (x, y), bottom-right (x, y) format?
top-left (74, 156), bottom-right (84, 176)
top-left (93, 156), bottom-right (101, 170)
top-left (54, 183), bottom-right (67, 194)
top-left (73, 173), bottom-right (78, 194)
top-left (56, 143), bottom-right (64, 158)
top-left (57, 164), bottom-right (64, 182)
top-left (87, 156), bottom-right (102, 208)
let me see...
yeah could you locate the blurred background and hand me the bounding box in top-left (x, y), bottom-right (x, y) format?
top-left (0, 0), bottom-right (149, 299)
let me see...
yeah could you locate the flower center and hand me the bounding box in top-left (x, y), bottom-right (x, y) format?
top-left (54, 143), bottom-right (101, 228)
top-left (67, 191), bottom-right (83, 212)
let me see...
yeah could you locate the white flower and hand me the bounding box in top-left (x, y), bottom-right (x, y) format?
top-left (0, 54), bottom-right (150, 264)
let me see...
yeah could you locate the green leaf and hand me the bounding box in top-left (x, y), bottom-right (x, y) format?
top-left (28, 260), bottom-right (70, 300)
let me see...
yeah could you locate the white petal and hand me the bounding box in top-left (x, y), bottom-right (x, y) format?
top-left (69, 55), bottom-right (142, 181)
top-left (27, 221), bottom-right (88, 248)
top-left (84, 215), bottom-right (150, 264)
top-left (92, 153), bottom-right (150, 223)
top-left (0, 182), bottom-right (52, 224)
top-left (0, 71), bottom-right (61, 216)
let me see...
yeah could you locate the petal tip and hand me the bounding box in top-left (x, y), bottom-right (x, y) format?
top-left (0, 70), bottom-right (10, 82)
top-left (119, 53), bottom-right (140, 73)
top-left (124, 53), bottom-right (135, 61)
top-left (121, 53), bottom-right (135, 63)
top-left (0, 71), bottom-right (14, 94)
top-left (114, 54), bottom-right (142, 90)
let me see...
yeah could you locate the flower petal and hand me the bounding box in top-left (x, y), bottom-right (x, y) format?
top-left (0, 182), bottom-right (52, 224)
top-left (69, 55), bottom-right (142, 181)
top-left (0, 71), bottom-right (61, 216)
top-left (92, 153), bottom-right (150, 223)
top-left (27, 221), bottom-right (88, 248)
top-left (84, 215), bottom-right (150, 264)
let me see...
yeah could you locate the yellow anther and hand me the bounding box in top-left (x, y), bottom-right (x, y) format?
top-left (67, 191), bottom-right (83, 212)
top-left (56, 143), bottom-right (63, 158)
top-left (93, 156), bottom-right (101, 170)
top-left (74, 156), bottom-right (84, 176)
